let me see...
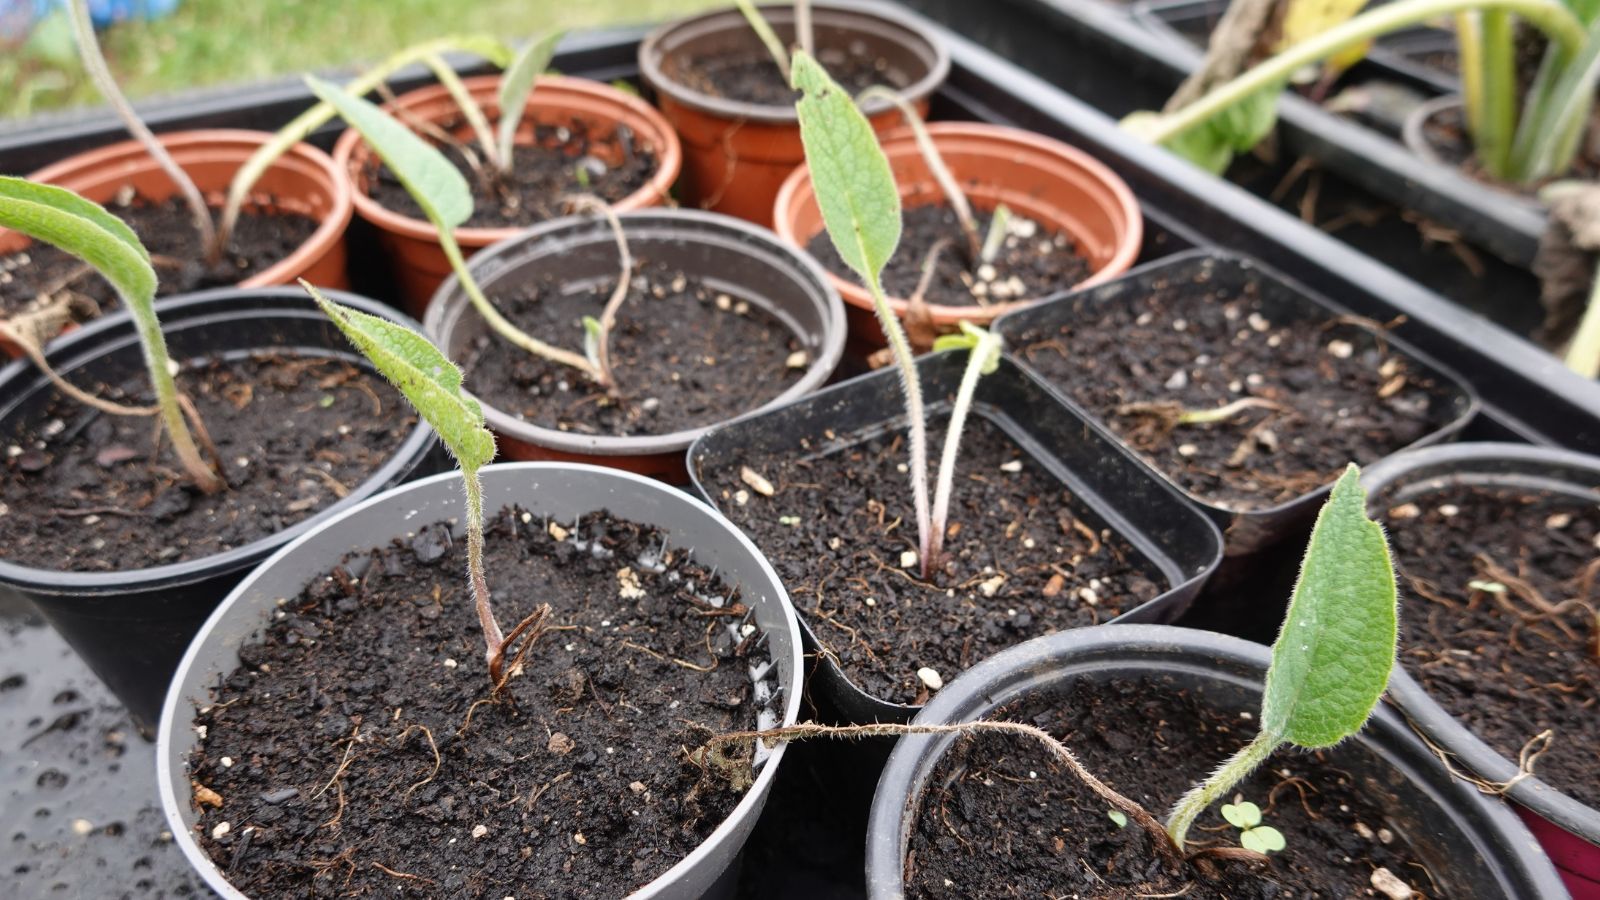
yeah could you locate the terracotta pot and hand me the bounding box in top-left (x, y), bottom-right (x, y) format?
top-left (639, 2), bottom-right (949, 223)
top-left (1, 129), bottom-right (353, 357)
top-left (775, 121), bottom-right (1144, 355)
top-left (333, 74), bottom-right (681, 316)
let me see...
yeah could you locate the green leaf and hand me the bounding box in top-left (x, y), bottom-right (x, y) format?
top-left (791, 51), bottom-right (901, 285)
top-left (305, 74), bottom-right (473, 231)
top-left (1241, 825), bottom-right (1286, 854)
top-left (308, 283), bottom-right (495, 472)
top-left (581, 315), bottom-right (604, 371)
top-left (1107, 809), bottom-right (1129, 829)
top-left (496, 31), bottom-right (565, 165)
top-left (931, 321), bottom-right (1001, 374)
top-left (0, 177), bottom-right (155, 306)
top-left (1220, 801), bottom-right (1261, 830)
top-left (1147, 86), bottom-right (1282, 175)
top-left (1261, 464), bottom-right (1397, 748)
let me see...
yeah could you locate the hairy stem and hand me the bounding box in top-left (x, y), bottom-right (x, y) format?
top-left (462, 465), bottom-right (506, 684)
top-left (868, 273), bottom-right (933, 578)
top-left (796, 0), bottom-right (814, 57)
top-left (422, 54), bottom-right (502, 172)
top-left (1564, 269), bottom-right (1600, 378)
top-left (734, 0), bottom-right (791, 80)
top-left (857, 86), bottom-right (981, 265)
top-left (928, 328), bottom-right (1000, 575)
top-left (1166, 729), bottom-right (1282, 851)
top-left (131, 296), bottom-right (226, 494)
top-left (565, 195), bottom-right (632, 390)
top-left (68, 0), bottom-right (217, 260)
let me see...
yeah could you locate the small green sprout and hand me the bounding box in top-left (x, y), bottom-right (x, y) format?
top-left (574, 162), bottom-right (593, 188)
top-left (318, 394), bottom-right (337, 408)
top-left (778, 515), bottom-right (802, 527)
top-left (928, 321), bottom-right (1002, 568)
top-left (1107, 809), bottom-right (1129, 829)
top-left (979, 203), bottom-right (1011, 266)
top-left (1220, 799), bottom-right (1286, 854)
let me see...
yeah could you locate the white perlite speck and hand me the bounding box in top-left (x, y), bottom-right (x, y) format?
top-left (917, 667), bottom-right (944, 691)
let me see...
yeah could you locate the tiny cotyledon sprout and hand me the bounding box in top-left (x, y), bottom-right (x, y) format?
top-left (1220, 799), bottom-right (1286, 854)
top-left (305, 282), bottom-right (548, 689)
top-left (1165, 463), bottom-right (1398, 851)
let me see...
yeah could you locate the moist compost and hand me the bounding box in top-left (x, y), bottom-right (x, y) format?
top-left (906, 674), bottom-right (1435, 898)
top-left (1011, 265), bottom-right (1460, 509)
top-left (678, 41), bottom-right (910, 106)
top-left (703, 413), bottom-right (1164, 705)
top-left (0, 194), bottom-right (317, 321)
top-left (1383, 484), bottom-right (1600, 807)
top-left (0, 353), bottom-right (412, 572)
top-left (365, 118), bottom-right (658, 229)
top-left (806, 205), bottom-right (1091, 308)
top-left (461, 259), bottom-right (807, 437)
top-left (187, 506), bottom-right (772, 898)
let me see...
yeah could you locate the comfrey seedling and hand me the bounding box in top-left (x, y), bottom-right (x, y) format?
top-left (0, 177), bottom-right (223, 494)
top-left (306, 283), bottom-right (547, 687)
top-left (733, 0), bottom-right (816, 80)
top-left (307, 77), bottom-right (629, 391)
top-left (794, 53), bottom-right (1004, 576)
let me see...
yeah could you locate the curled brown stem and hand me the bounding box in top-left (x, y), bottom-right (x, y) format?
top-left (489, 603), bottom-right (552, 691)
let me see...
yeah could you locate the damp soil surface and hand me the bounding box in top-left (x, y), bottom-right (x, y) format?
top-left (461, 259), bottom-right (807, 438)
top-left (1383, 484), bottom-right (1600, 807)
top-left (0, 353), bottom-right (413, 572)
top-left (906, 674), bottom-right (1437, 898)
top-left (365, 118), bottom-right (658, 229)
top-left (0, 194), bottom-right (316, 322)
top-left (188, 506), bottom-right (771, 898)
top-left (703, 413), bottom-right (1164, 705)
top-left (807, 205), bottom-right (1091, 309)
top-left (1010, 265), bottom-right (1461, 510)
top-left (678, 41), bottom-right (910, 107)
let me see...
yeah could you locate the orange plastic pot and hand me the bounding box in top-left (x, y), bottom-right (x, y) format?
top-left (639, 3), bottom-right (948, 224)
top-left (333, 75), bottom-right (681, 316)
top-left (2, 129), bottom-right (352, 357)
top-left (774, 122), bottom-right (1144, 354)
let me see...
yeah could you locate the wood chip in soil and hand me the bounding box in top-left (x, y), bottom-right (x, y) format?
top-left (703, 413), bottom-right (1164, 706)
top-left (906, 674), bottom-right (1436, 898)
top-left (0, 353), bottom-right (412, 571)
top-left (462, 259), bottom-right (806, 437)
top-left (188, 507), bottom-right (773, 898)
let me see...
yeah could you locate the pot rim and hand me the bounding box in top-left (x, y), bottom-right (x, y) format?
top-left (637, 1), bottom-right (950, 126)
top-left (773, 121), bottom-right (1145, 321)
top-left (332, 74), bottom-right (682, 247)
top-left (21, 128), bottom-right (354, 290)
top-left (423, 207), bottom-right (848, 457)
top-left (0, 286), bottom-right (438, 595)
top-left (155, 461), bottom-right (806, 900)
top-left (865, 622), bottom-right (1568, 898)
top-left (1361, 440), bottom-right (1600, 845)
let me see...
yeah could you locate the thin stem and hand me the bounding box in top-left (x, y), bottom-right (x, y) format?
top-left (0, 321), bottom-right (158, 417)
top-left (1166, 729), bottom-right (1282, 851)
top-left (564, 195), bottom-right (631, 390)
top-left (1564, 269), bottom-right (1600, 378)
top-left (1508, 19), bottom-right (1600, 180)
top-left (1176, 396), bottom-right (1282, 425)
top-left (462, 466), bottom-right (506, 683)
top-left (867, 273), bottom-right (933, 580)
top-left (928, 328), bottom-right (1000, 575)
top-left (1476, 10), bottom-right (1517, 178)
top-left (438, 229), bottom-right (601, 379)
top-left (979, 204), bottom-right (1011, 265)
top-left (1134, 0), bottom-right (1587, 148)
top-left (68, 0), bottom-right (218, 260)
top-left (796, 0), bottom-right (814, 57)
top-left (131, 296), bottom-right (226, 494)
top-left (857, 86), bottom-right (982, 265)
top-left (734, 0), bottom-right (791, 80)
top-left (1455, 13), bottom-right (1486, 139)
top-left (422, 54), bottom-right (501, 171)
top-left (910, 237), bottom-right (955, 307)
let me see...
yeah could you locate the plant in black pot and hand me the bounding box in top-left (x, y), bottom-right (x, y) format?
top-left (0, 179), bottom-right (435, 732)
top-left (157, 293), bottom-right (803, 897)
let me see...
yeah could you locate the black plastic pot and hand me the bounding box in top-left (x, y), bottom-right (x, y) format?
top-left (994, 248), bottom-right (1479, 556)
top-left (864, 623), bottom-right (1569, 898)
top-left (1362, 442), bottom-right (1600, 897)
top-left (424, 208), bottom-right (846, 483)
top-left (0, 288), bottom-right (441, 734)
top-left (157, 462), bottom-right (805, 900)
top-left (688, 351), bottom-right (1225, 725)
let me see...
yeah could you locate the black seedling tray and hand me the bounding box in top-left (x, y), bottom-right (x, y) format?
top-left (4, 5), bottom-right (1600, 898)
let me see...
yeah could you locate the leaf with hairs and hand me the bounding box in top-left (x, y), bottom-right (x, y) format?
top-left (496, 31), bottom-right (565, 165)
top-left (0, 176), bottom-right (154, 305)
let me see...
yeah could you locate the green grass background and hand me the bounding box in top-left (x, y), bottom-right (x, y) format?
top-left (1, 0), bottom-right (720, 120)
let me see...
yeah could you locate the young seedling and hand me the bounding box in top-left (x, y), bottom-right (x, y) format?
top-left (306, 283), bottom-right (546, 687)
top-left (0, 177), bottom-right (224, 494)
top-left (1219, 799), bottom-right (1286, 854)
top-left (929, 321), bottom-right (1003, 571)
top-left (305, 76), bottom-right (610, 387)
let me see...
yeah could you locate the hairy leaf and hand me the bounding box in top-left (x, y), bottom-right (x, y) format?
top-left (0, 176), bottom-right (155, 305)
top-left (496, 31), bottom-right (566, 165)
top-left (792, 51), bottom-right (901, 284)
top-left (1261, 464), bottom-right (1397, 748)
top-left (305, 74), bottom-right (473, 231)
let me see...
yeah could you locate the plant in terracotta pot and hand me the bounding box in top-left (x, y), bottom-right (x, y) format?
top-left (0, 178), bottom-right (436, 732)
top-left (155, 291), bottom-right (804, 898)
top-left (0, 0), bottom-right (355, 355)
top-left (638, 0), bottom-right (950, 222)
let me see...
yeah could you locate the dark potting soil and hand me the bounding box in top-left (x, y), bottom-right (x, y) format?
top-left (461, 259), bottom-right (806, 437)
top-left (703, 414), bottom-right (1164, 706)
top-left (679, 41), bottom-right (909, 107)
top-left (906, 675), bottom-right (1435, 898)
top-left (0, 194), bottom-right (316, 321)
top-left (1011, 268), bottom-right (1457, 510)
top-left (806, 205), bottom-right (1092, 308)
top-left (1383, 484), bottom-right (1600, 808)
top-left (366, 118), bottom-right (658, 229)
top-left (0, 353), bottom-right (412, 572)
top-left (188, 506), bottom-right (771, 898)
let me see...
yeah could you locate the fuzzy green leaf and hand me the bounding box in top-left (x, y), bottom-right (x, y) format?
top-left (1107, 809), bottom-right (1129, 829)
top-left (0, 176), bottom-right (155, 306)
top-left (1220, 801), bottom-right (1261, 830)
top-left (305, 74), bottom-right (473, 231)
top-left (308, 283), bottom-right (494, 471)
top-left (1261, 464), bottom-right (1397, 748)
top-left (1241, 825), bottom-right (1286, 854)
top-left (496, 31), bottom-right (565, 164)
top-left (792, 51), bottom-right (901, 285)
